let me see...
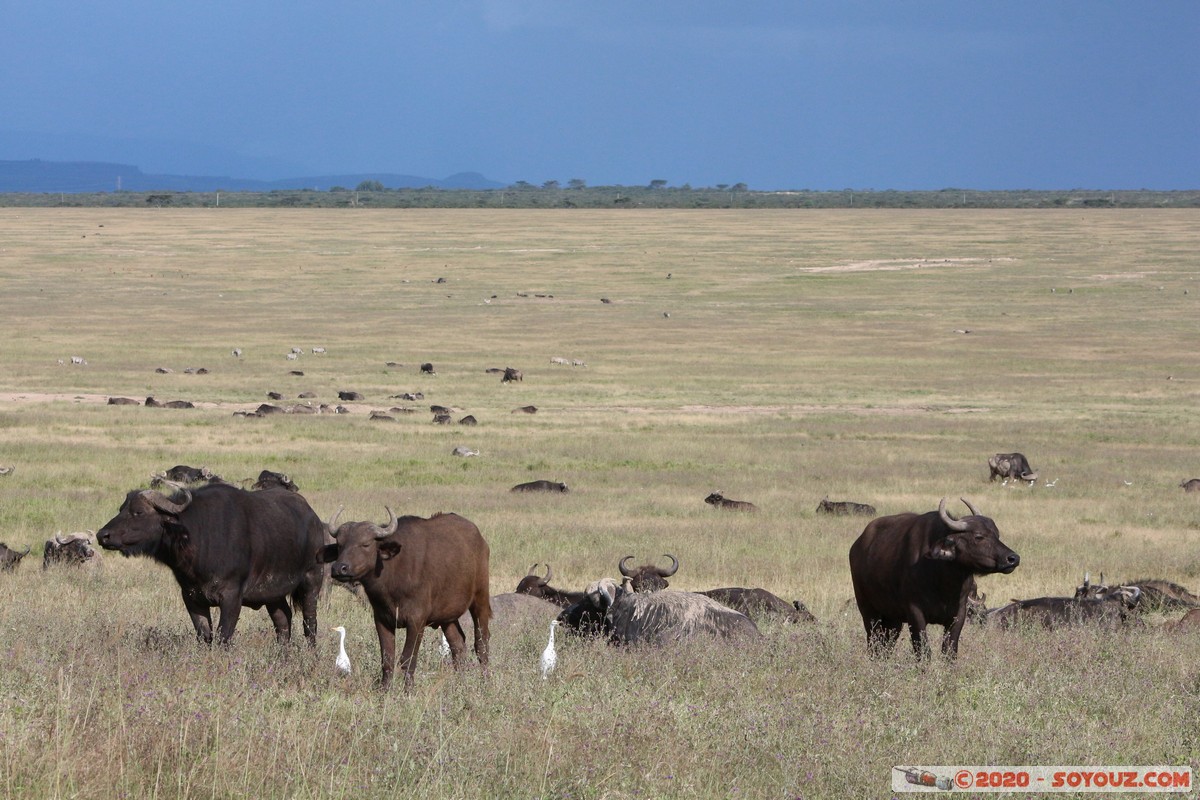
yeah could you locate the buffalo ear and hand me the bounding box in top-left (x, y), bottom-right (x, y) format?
top-left (318, 544), bottom-right (339, 564)
top-left (377, 540), bottom-right (402, 560)
top-left (925, 536), bottom-right (958, 561)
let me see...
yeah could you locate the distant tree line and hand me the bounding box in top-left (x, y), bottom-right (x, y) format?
top-left (1, 185), bottom-right (1196, 210)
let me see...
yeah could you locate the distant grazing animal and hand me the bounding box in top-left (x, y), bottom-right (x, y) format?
top-left (558, 578), bottom-right (760, 644)
top-left (420, 363), bottom-right (436, 375)
top-left (0, 542), bottom-right (30, 571)
top-left (43, 532), bottom-right (100, 568)
top-left (338, 391), bottom-right (364, 402)
top-left (251, 470), bottom-right (299, 492)
top-left (550, 357), bottom-right (569, 365)
top-left (1180, 479), bottom-right (1200, 493)
top-left (988, 452), bottom-right (1038, 483)
top-left (152, 465), bottom-right (220, 488)
top-left (370, 411), bottom-right (396, 422)
top-left (1074, 574), bottom-right (1200, 612)
top-left (107, 397), bottom-right (140, 406)
top-left (513, 405), bottom-right (538, 414)
top-left (0, 466), bottom-right (14, 476)
top-left (311, 347), bottom-right (326, 355)
top-left (97, 482), bottom-right (326, 646)
top-left (255, 403), bottom-right (285, 415)
top-left (320, 507), bottom-right (490, 690)
top-left (430, 405), bottom-right (451, 414)
top-left (70, 356), bottom-right (86, 365)
top-left (816, 496), bottom-right (876, 516)
top-left (988, 588), bottom-right (1141, 629)
top-left (452, 447), bottom-right (480, 457)
top-left (849, 497), bottom-right (1020, 658)
top-left (704, 492), bottom-right (758, 512)
top-left (698, 587), bottom-right (817, 624)
top-left (618, 554), bottom-right (679, 592)
top-left (511, 480), bottom-right (569, 493)
top-left (162, 400), bottom-right (195, 409)
top-left (515, 563), bottom-right (585, 608)
top-left (432, 413), bottom-right (452, 424)
top-left (458, 415), bottom-right (477, 426)
top-left (501, 367), bottom-right (523, 383)
top-left (231, 348), bottom-right (243, 358)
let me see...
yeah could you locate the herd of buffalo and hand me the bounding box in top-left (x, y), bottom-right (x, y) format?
top-left (2, 449), bottom-right (1199, 690)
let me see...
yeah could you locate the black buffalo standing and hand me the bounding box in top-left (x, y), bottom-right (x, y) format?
top-left (96, 482), bottom-right (326, 645)
top-left (849, 497), bottom-right (1019, 658)
top-left (322, 508), bottom-right (491, 690)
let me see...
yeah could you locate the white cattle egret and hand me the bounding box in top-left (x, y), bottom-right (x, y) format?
top-left (332, 626), bottom-right (351, 675)
top-left (540, 620), bottom-right (558, 680)
top-left (439, 631), bottom-right (451, 660)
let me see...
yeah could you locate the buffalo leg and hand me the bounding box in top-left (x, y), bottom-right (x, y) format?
top-left (183, 592), bottom-right (214, 644)
top-left (442, 622), bottom-right (467, 667)
top-left (941, 616), bottom-right (967, 659)
top-left (470, 596), bottom-right (491, 669)
top-left (293, 580), bottom-right (320, 646)
top-left (266, 600), bottom-right (293, 644)
top-left (396, 622), bottom-right (426, 692)
top-left (215, 597), bottom-right (244, 645)
top-left (374, 616), bottom-right (397, 689)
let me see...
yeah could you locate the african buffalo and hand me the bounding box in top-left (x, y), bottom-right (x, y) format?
top-left (849, 497), bottom-right (1020, 658)
top-left (816, 496), bottom-right (876, 516)
top-left (251, 470), bottom-right (299, 492)
top-left (559, 578), bottom-right (760, 644)
top-left (704, 492), bottom-right (758, 511)
top-left (619, 554), bottom-right (679, 592)
top-left (1180, 479), bottom-right (1200, 493)
top-left (43, 532), bottom-right (100, 568)
top-left (988, 588), bottom-right (1141, 629)
top-left (988, 452), bottom-right (1038, 483)
top-left (97, 482), bottom-right (326, 646)
top-left (321, 508), bottom-right (491, 690)
top-left (0, 542), bottom-right (30, 571)
top-left (698, 588), bottom-right (817, 624)
top-left (501, 367), bottom-right (523, 383)
top-left (1074, 574), bottom-right (1200, 612)
top-left (152, 465), bottom-right (221, 487)
top-left (511, 480), bottom-right (569, 493)
top-left (515, 563), bottom-right (584, 608)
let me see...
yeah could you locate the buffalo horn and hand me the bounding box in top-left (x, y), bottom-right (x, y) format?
top-left (619, 555), bottom-right (636, 578)
top-left (656, 553), bottom-right (680, 577)
top-left (145, 484), bottom-right (192, 515)
top-left (540, 563), bottom-right (553, 586)
top-left (960, 497), bottom-right (981, 518)
top-left (326, 506), bottom-right (344, 537)
top-left (938, 497), bottom-right (970, 531)
top-left (374, 506), bottom-right (399, 539)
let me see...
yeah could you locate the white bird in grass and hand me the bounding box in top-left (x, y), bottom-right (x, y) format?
top-left (439, 630), bottom-right (451, 660)
top-left (332, 626), bottom-right (351, 675)
top-left (540, 620), bottom-right (558, 680)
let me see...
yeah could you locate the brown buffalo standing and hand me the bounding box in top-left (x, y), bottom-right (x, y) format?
top-left (849, 497), bottom-right (1020, 658)
top-left (322, 508), bottom-right (491, 690)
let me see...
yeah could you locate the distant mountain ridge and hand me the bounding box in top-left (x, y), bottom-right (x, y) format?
top-left (0, 159), bottom-right (506, 193)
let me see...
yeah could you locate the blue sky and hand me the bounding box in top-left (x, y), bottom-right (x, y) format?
top-left (2, 1), bottom-right (1196, 189)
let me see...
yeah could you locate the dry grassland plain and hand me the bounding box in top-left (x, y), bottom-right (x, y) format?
top-left (0, 208), bottom-right (1198, 799)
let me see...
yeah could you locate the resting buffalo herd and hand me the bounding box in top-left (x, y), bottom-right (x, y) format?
top-left (2, 447), bottom-right (1198, 691)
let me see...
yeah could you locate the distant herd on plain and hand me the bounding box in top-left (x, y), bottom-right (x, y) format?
top-left (3, 444), bottom-right (1199, 690)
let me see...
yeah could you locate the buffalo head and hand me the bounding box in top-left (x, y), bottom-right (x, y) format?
top-left (924, 498), bottom-right (1020, 575)
top-left (321, 507), bottom-right (401, 583)
top-left (618, 554), bottom-right (679, 592)
top-left (97, 484), bottom-right (194, 557)
top-left (516, 563), bottom-right (553, 595)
